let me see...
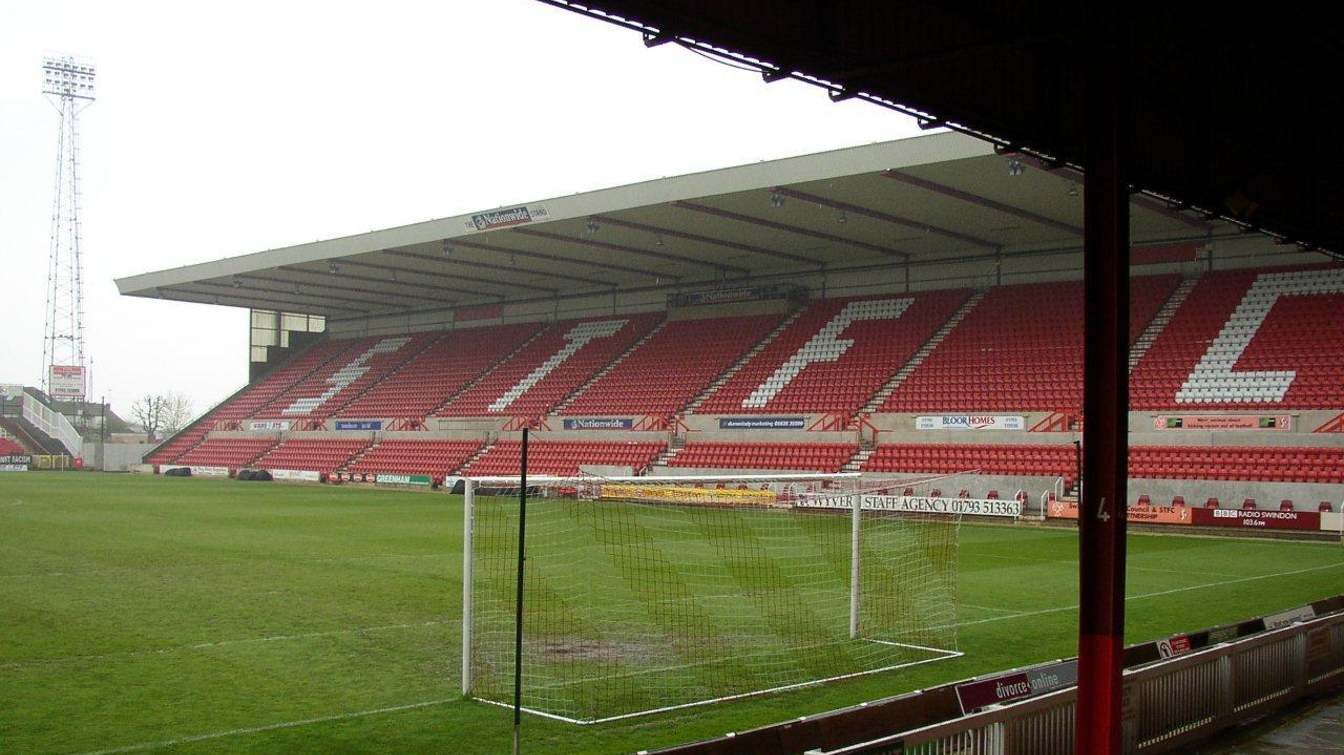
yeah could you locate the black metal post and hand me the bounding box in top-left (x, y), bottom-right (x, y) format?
top-left (512, 426), bottom-right (529, 755)
top-left (1077, 8), bottom-right (1131, 753)
top-left (1073, 439), bottom-right (1083, 498)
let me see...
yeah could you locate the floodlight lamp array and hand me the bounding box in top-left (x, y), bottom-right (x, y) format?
top-left (42, 56), bottom-right (96, 100)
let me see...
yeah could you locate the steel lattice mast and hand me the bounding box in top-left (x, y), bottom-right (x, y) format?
top-left (40, 55), bottom-right (96, 402)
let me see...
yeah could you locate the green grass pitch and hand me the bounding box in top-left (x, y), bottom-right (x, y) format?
top-left (3, 472), bottom-right (1342, 754)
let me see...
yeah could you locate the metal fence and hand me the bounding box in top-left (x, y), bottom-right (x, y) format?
top-left (822, 611), bottom-right (1344, 754)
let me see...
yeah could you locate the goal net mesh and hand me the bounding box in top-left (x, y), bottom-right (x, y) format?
top-left (464, 472), bottom-right (965, 723)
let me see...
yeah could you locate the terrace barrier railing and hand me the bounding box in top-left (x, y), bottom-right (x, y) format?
top-left (821, 610), bottom-right (1344, 754)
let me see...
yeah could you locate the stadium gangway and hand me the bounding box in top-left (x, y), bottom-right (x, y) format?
top-left (818, 609), bottom-right (1344, 754)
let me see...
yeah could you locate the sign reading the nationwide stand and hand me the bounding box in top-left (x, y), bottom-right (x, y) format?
top-left (955, 660), bottom-right (1078, 714)
top-left (719, 416), bottom-right (806, 430)
top-left (562, 418), bottom-right (634, 430)
top-left (916, 415), bottom-right (1025, 431)
top-left (334, 420), bottom-right (382, 431)
top-left (1154, 414), bottom-right (1292, 431)
top-left (49, 365), bottom-right (85, 400)
top-left (798, 494), bottom-right (1021, 518)
top-left (248, 420), bottom-right (291, 431)
top-left (466, 204), bottom-right (549, 232)
top-left (376, 473), bottom-right (432, 487)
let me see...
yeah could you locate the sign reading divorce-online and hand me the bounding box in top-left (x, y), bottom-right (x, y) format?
top-left (955, 660), bottom-right (1078, 714)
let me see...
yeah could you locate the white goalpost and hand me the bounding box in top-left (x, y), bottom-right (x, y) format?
top-left (458, 471), bottom-right (968, 724)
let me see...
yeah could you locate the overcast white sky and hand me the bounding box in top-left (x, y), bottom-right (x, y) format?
top-left (0, 0), bottom-right (923, 418)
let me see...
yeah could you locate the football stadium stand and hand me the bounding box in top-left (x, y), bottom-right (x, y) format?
top-left (214, 340), bottom-right (354, 420)
top-left (339, 323), bottom-right (543, 419)
top-left (343, 439), bottom-right (483, 478)
top-left (0, 437), bottom-right (26, 455)
top-left (883, 276), bottom-right (1180, 412)
top-left (438, 314), bottom-right (664, 417)
top-left (669, 442), bottom-right (857, 473)
top-left (253, 438), bottom-right (371, 474)
top-left (252, 334), bottom-right (437, 419)
top-left (696, 292), bottom-right (970, 415)
top-left (173, 437), bottom-right (278, 469)
top-left (561, 313), bottom-right (783, 417)
top-left (862, 443), bottom-right (1077, 489)
top-left (1131, 266), bottom-right (1344, 409)
top-left (462, 440), bottom-right (666, 476)
top-left (1129, 446), bottom-right (1344, 484)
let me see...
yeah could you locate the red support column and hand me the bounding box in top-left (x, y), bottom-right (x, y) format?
top-left (1077, 10), bottom-right (1131, 755)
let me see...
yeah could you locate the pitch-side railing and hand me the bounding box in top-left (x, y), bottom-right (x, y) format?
top-left (819, 611), bottom-right (1344, 754)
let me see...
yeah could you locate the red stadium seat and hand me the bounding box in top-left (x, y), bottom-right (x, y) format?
top-left (699, 291), bottom-right (971, 416)
top-left (1131, 265), bottom-right (1344, 410)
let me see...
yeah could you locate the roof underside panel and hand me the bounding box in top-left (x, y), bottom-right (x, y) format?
top-left (544, 1), bottom-right (1344, 257)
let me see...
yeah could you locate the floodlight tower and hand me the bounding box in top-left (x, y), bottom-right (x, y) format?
top-left (40, 55), bottom-right (96, 404)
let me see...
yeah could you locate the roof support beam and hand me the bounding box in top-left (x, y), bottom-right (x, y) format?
top-left (203, 279), bottom-right (392, 308)
top-left (514, 227), bottom-right (730, 275)
top-left (769, 186), bottom-right (999, 250)
top-left (383, 249), bottom-right (612, 289)
top-left (1015, 156), bottom-right (1214, 231)
top-left (239, 274), bottom-right (449, 306)
top-left (592, 214), bottom-right (827, 266)
top-left (278, 265), bottom-right (471, 301)
top-left (335, 258), bottom-right (555, 294)
top-left (166, 288), bottom-right (368, 315)
top-left (673, 200), bottom-right (909, 260)
top-left (450, 238), bottom-right (646, 282)
top-left (884, 169), bottom-right (1084, 236)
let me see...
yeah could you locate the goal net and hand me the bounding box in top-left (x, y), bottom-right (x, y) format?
top-left (461, 472), bottom-right (966, 724)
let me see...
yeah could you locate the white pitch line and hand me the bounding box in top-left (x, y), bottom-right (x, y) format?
top-left (960, 602), bottom-right (1023, 615)
top-left (76, 697), bottom-right (460, 755)
top-left (968, 551), bottom-right (1231, 579)
top-left (1, 619), bottom-right (458, 670)
top-left (937, 560), bottom-right (1344, 631)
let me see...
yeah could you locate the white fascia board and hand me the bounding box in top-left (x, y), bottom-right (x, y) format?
top-left (116, 131), bottom-right (989, 295)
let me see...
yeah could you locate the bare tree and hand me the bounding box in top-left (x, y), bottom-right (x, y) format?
top-left (131, 394), bottom-right (165, 441)
top-left (161, 393), bottom-right (194, 436)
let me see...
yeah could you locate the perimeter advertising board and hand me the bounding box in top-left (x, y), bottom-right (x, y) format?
top-left (955, 660), bottom-right (1078, 714)
top-left (376, 473), bottom-right (432, 487)
top-left (1048, 500), bottom-right (1191, 525)
top-left (1154, 414), bottom-right (1291, 431)
top-left (248, 420), bottom-right (291, 431)
top-left (270, 469), bottom-right (321, 482)
top-left (334, 421), bottom-right (382, 431)
top-left (0, 452), bottom-right (31, 472)
top-left (915, 415), bottom-right (1025, 431)
top-left (1192, 507), bottom-right (1321, 531)
top-left (718, 417), bottom-right (805, 430)
top-left (798, 494), bottom-right (1022, 518)
top-left (49, 365), bottom-right (84, 401)
top-left (562, 418), bottom-right (634, 430)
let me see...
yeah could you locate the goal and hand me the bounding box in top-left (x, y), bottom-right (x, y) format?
top-left (460, 472), bottom-right (965, 724)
